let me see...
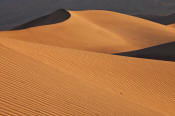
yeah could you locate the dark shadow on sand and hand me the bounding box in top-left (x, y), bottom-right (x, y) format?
top-left (12, 9), bottom-right (71, 30)
top-left (136, 13), bottom-right (175, 25)
top-left (114, 42), bottom-right (175, 62)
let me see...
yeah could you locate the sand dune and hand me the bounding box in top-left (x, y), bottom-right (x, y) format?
top-left (137, 13), bottom-right (175, 25)
top-left (1, 10), bottom-right (175, 116)
top-left (0, 0), bottom-right (65, 30)
top-left (1, 10), bottom-right (175, 54)
top-left (13, 9), bottom-right (70, 30)
top-left (1, 37), bottom-right (175, 116)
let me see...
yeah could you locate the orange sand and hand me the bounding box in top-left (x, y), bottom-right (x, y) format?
top-left (169, 24), bottom-right (175, 28)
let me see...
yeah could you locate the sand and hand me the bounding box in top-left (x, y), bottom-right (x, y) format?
top-left (0, 10), bottom-right (175, 116)
top-left (169, 24), bottom-right (175, 28)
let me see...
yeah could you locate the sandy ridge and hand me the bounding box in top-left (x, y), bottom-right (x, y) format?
top-left (0, 10), bottom-right (175, 54)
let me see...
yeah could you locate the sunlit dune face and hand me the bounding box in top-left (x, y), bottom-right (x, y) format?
top-left (169, 24), bottom-right (175, 28)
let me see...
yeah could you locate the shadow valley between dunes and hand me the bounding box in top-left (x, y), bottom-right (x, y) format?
top-left (115, 42), bottom-right (175, 62)
top-left (12, 9), bottom-right (71, 30)
top-left (136, 13), bottom-right (175, 25)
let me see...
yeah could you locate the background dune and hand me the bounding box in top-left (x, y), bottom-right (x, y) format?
top-left (13, 9), bottom-right (70, 30)
top-left (137, 13), bottom-right (175, 25)
top-left (1, 10), bottom-right (175, 54)
top-left (1, 0), bottom-right (175, 30)
top-left (1, 10), bottom-right (175, 116)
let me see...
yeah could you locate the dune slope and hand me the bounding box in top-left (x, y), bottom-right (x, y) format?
top-left (169, 24), bottom-right (175, 28)
top-left (13, 9), bottom-right (70, 30)
top-left (0, 10), bottom-right (175, 54)
top-left (0, 37), bottom-right (175, 116)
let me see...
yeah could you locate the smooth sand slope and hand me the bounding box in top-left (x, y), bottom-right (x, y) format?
top-left (1, 38), bottom-right (175, 116)
top-left (0, 10), bottom-right (175, 53)
top-left (169, 24), bottom-right (175, 28)
top-left (0, 10), bottom-right (175, 116)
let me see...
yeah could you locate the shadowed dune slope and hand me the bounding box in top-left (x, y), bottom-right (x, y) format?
top-left (137, 13), bottom-right (175, 25)
top-left (0, 37), bottom-right (175, 116)
top-left (12, 9), bottom-right (71, 30)
top-left (115, 41), bottom-right (175, 62)
top-left (1, 10), bottom-right (175, 54)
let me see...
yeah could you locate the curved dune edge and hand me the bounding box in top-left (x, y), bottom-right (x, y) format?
top-left (0, 10), bottom-right (175, 54)
top-left (12, 9), bottom-right (71, 30)
top-left (1, 38), bottom-right (175, 116)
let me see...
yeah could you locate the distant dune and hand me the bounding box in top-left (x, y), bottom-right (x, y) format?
top-left (1, 10), bottom-right (175, 53)
top-left (137, 13), bottom-right (175, 25)
top-left (0, 10), bottom-right (175, 116)
top-left (1, 0), bottom-right (175, 30)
